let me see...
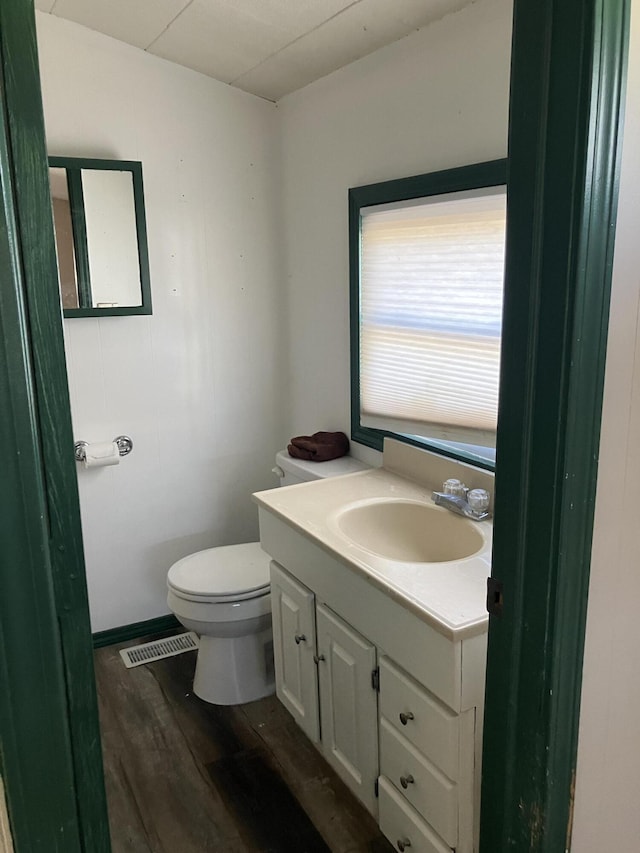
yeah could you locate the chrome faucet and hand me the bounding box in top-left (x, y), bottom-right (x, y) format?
top-left (431, 478), bottom-right (491, 521)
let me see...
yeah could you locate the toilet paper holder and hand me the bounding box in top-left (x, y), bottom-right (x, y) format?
top-left (74, 435), bottom-right (133, 463)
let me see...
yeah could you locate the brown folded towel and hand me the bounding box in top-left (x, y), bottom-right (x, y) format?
top-left (288, 431), bottom-right (350, 462)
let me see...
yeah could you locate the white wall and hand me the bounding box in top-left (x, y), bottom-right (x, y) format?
top-left (572, 1), bottom-right (640, 847)
top-left (277, 0), bottom-right (513, 466)
top-left (36, 12), bottom-right (284, 632)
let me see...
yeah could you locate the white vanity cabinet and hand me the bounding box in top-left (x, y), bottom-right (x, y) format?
top-left (270, 562), bottom-right (379, 813)
top-left (258, 506), bottom-right (487, 853)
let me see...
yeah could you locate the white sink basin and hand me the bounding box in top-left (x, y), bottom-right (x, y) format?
top-left (333, 498), bottom-right (485, 563)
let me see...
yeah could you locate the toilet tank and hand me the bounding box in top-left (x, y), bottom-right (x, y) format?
top-left (274, 449), bottom-right (370, 487)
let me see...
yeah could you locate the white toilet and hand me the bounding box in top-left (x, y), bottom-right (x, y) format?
top-left (166, 449), bottom-right (369, 705)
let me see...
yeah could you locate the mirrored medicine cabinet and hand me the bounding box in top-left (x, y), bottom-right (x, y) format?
top-left (48, 156), bottom-right (152, 318)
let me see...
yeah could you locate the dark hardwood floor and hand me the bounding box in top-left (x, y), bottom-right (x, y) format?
top-left (94, 635), bottom-right (393, 852)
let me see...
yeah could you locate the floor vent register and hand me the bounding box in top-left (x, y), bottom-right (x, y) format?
top-left (119, 632), bottom-right (199, 668)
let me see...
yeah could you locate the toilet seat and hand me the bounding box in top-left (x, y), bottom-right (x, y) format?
top-left (167, 542), bottom-right (270, 603)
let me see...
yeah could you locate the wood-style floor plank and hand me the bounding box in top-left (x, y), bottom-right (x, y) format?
top-left (207, 748), bottom-right (331, 852)
top-left (95, 635), bottom-right (393, 853)
top-left (96, 643), bottom-right (248, 852)
top-left (239, 700), bottom-right (384, 852)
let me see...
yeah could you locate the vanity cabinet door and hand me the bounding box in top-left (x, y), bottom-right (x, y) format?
top-left (270, 562), bottom-right (320, 742)
top-left (316, 603), bottom-right (379, 815)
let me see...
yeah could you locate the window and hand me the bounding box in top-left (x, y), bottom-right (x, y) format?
top-left (349, 160), bottom-right (507, 469)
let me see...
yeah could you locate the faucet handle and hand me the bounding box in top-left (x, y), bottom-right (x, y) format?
top-left (468, 488), bottom-right (490, 512)
top-left (443, 478), bottom-right (467, 497)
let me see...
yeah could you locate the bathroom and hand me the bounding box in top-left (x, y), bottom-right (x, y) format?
top-left (1, 0), bottom-right (639, 851)
top-left (39, 0), bottom-right (509, 635)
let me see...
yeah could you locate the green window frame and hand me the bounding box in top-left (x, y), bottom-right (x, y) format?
top-left (349, 158), bottom-right (508, 470)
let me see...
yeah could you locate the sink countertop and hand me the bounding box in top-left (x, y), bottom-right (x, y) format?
top-left (253, 466), bottom-right (492, 640)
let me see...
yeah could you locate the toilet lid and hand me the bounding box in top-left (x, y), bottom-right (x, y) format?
top-left (167, 542), bottom-right (270, 599)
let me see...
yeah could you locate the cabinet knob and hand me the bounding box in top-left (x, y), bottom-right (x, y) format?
top-left (397, 839), bottom-right (412, 851)
top-left (313, 653), bottom-right (325, 663)
top-left (400, 774), bottom-right (414, 789)
top-left (294, 634), bottom-right (306, 645)
top-left (399, 711), bottom-right (414, 726)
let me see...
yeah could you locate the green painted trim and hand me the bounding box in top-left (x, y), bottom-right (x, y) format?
top-left (0, 53), bottom-right (83, 853)
top-left (0, 2), bottom-right (111, 851)
top-left (64, 304), bottom-right (152, 318)
top-left (131, 159), bottom-right (152, 316)
top-left (480, 1), bottom-right (629, 851)
top-left (92, 615), bottom-right (181, 649)
top-left (349, 159), bottom-right (507, 469)
top-left (349, 158), bottom-right (507, 207)
top-left (48, 156), bottom-right (153, 318)
top-left (49, 155), bottom-right (143, 171)
top-left (65, 167), bottom-right (93, 308)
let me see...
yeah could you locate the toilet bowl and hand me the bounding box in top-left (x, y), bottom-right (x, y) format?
top-left (167, 542), bottom-right (273, 705)
top-left (167, 450), bottom-right (370, 705)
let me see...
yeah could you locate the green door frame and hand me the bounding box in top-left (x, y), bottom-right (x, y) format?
top-left (0, 0), bottom-right (629, 851)
top-left (0, 0), bottom-right (110, 850)
top-left (0, 44), bottom-right (84, 853)
top-left (481, 0), bottom-right (629, 850)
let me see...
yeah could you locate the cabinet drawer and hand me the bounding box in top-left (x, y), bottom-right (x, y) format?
top-left (378, 776), bottom-right (451, 853)
top-left (380, 718), bottom-right (457, 846)
top-left (379, 657), bottom-right (459, 780)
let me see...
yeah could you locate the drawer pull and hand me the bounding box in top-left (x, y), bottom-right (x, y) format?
top-left (294, 634), bottom-right (306, 645)
top-left (400, 774), bottom-right (414, 789)
top-left (397, 839), bottom-right (412, 851)
top-left (313, 653), bottom-right (325, 663)
top-left (399, 711), bottom-right (415, 726)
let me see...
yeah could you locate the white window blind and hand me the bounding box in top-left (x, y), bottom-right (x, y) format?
top-left (359, 187), bottom-right (506, 448)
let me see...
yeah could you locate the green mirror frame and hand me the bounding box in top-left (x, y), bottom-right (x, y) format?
top-left (48, 156), bottom-right (152, 318)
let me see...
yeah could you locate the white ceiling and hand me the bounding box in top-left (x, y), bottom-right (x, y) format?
top-left (35, 0), bottom-right (472, 101)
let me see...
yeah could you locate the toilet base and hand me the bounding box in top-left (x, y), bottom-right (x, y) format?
top-left (193, 626), bottom-right (275, 705)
